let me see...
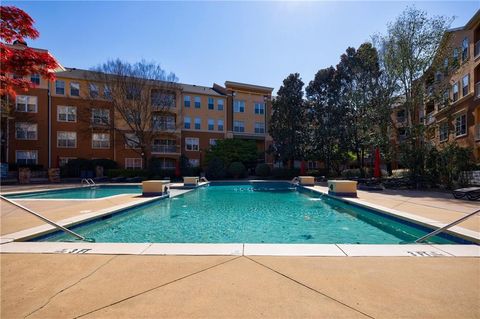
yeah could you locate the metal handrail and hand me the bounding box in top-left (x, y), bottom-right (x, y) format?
top-left (81, 178), bottom-right (91, 187)
top-left (0, 195), bottom-right (87, 241)
top-left (291, 177), bottom-right (300, 185)
top-left (415, 208), bottom-right (480, 243)
top-left (87, 178), bottom-right (96, 186)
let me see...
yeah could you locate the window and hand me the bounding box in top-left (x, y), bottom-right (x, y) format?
top-left (194, 117), bottom-right (201, 130)
top-left (443, 58), bottom-right (449, 72)
top-left (184, 96), bottom-right (190, 107)
top-left (453, 48), bottom-right (459, 63)
top-left (104, 85), bottom-right (111, 99)
top-left (208, 119), bottom-right (214, 131)
top-left (125, 133), bottom-right (140, 149)
top-left (455, 114), bottom-right (467, 137)
top-left (15, 123), bottom-right (37, 140)
top-left (452, 82), bottom-right (459, 102)
top-left (57, 131), bottom-right (77, 148)
top-left (70, 82), bottom-right (80, 97)
top-left (462, 37), bottom-right (469, 62)
top-left (462, 74), bottom-right (469, 96)
top-left (92, 133), bottom-right (110, 149)
top-left (151, 91), bottom-right (175, 108)
top-left (59, 157), bottom-right (76, 167)
top-left (398, 128), bottom-right (406, 139)
top-left (15, 95), bottom-right (37, 112)
top-left (185, 137), bottom-right (199, 151)
top-left (396, 110), bottom-right (405, 122)
top-left (218, 119), bottom-right (224, 131)
top-left (91, 108), bottom-right (110, 125)
top-left (234, 120), bottom-right (245, 132)
top-left (217, 99), bottom-right (224, 111)
top-left (194, 96), bottom-right (201, 108)
top-left (152, 139), bottom-right (176, 153)
top-left (439, 122), bottom-right (449, 142)
top-left (55, 80), bottom-right (65, 95)
top-left (440, 89), bottom-right (449, 109)
top-left (255, 122), bottom-right (265, 134)
top-left (57, 106), bottom-right (76, 122)
top-left (184, 116), bottom-right (191, 129)
top-left (209, 139), bottom-right (218, 146)
top-left (125, 158), bottom-right (142, 169)
top-left (255, 102), bottom-right (265, 114)
top-left (208, 97), bottom-right (214, 110)
top-left (188, 159), bottom-right (199, 167)
top-left (234, 100), bottom-right (245, 113)
top-left (308, 161), bottom-right (318, 170)
top-left (16, 150), bottom-right (37, 165)
top-left (435, 72), bottom-right (442, 82)
top-left (30, 74), bottom-right (40, 85)
top-left (152, 115), bottom-right (175, 130)
top-left (89, 83), bottom-right (99, 98)
top-left (126, 86), bottom-right (141, 100)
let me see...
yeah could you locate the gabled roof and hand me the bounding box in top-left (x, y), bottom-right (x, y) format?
top-left (225, 81), bottom-right (274, 93)
top-left (180, 83), bottom-right (225, 96)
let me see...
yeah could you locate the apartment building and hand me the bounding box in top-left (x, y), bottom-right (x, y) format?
top-left (2, 44), bottom-right (273, 170)
top-left (392, 10), bottom-right (480, 162)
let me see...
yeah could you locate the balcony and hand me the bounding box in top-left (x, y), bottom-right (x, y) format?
top-left (151, 145), bottom-right (179, 154)
top-left (152, 123), bottom-right (176, 131)
top-left (476, 124), bottom-right (480, 141)
top-left (475, 40), bottom-right (480, 59)
top-left (476, 82), bottom-right (480, 99)
top-left (424, 113), bottom-right (436, 126)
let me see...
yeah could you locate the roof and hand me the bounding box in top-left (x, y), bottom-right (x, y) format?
top-left (4, 42), bottom-right (65, 71)
top-left (179, 83), bottom-right (225, 96)
top-left (446, 9), bottom-right (479, 32)
top-left (225, 81), bottom-right (274, 93)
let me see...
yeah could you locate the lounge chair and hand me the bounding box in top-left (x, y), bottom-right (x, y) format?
top-left (453, 187), bottom-right (480, 201)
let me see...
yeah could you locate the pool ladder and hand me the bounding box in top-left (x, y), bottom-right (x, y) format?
top-left (0, 195), bottom-right (88, 241)
top-left (291, 177), bottom-right (300, 185)
top-left (415, 208), bottom-right (480, 243)
top-left (81, 178), bottom-right (96, 188)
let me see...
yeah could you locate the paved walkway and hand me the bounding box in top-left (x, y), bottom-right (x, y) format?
top-left (1, 254), bottom-right (479, 318)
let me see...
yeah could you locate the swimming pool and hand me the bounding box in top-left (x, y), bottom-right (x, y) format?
top-left (5, 185), bottom-right (142, 199)
top-left (33, 183), bottom-right (472, 244)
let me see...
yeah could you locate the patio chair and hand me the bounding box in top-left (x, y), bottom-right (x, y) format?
top-left (453, 187), bottom-right (480, 201)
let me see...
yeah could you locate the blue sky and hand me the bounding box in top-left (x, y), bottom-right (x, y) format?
top-left (5, 1), bottom-right (479, 92)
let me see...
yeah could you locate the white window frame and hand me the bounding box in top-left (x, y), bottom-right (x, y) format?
top-left (194, 96), bottom-right (201, 108)
top-left (59, 157), bottom-right (76, 167)
top-left (91, 108), bottom-right (110, 125)
top-left (208, 97), bottom-right (214, 109)
top-left (15, 150), bottom-right (38, 165)
top-left (89, 83), bottom-right (99, 98)
top-left (439, 122), bottom-right (449, 142)
top-left (184, 116), bottom-right (191, 129)
top-left (234, 120), bottom-right (245, 132)
top-left (194, 117), bottom-right (201, 130)
top-left (15, 95), bottom-right (37, 113)
top-left (57, 105), bottom-right (77, 122)
top-left (209, 138), bottom-right (218, 146)
top-left (217, 99), bottom-right (224, 111)
top-left (217, 119), bottom-right (224, 131)
top-left (208, 118), bottom-right (214, 131)
top-left (455, 114), bottom-right (467, 137)
top-left (255, 122), bottom-right (265, 134)
top-left (234, 100), bottom-right (245, 113)
top-left (125, 158), bottom-right (142, 169)
top-left (15, 122), bottom-right (37, 140)
top-left (462, 74), bottom-right (469, 97)
top-left (254, 102), bottom-right (265, 115)
top-left (55, 80), bottom-right (65, 95)
top-left (184, 95), bottom-right (190, 107)
top-left (92, 133), bottom-right (110, 149)
top-left (452, 82), bottom-right (459, 101)
top-left (185, 137), bottom-right (199, 151)
top-left (57, 131), bottom-right (77, 148)
top-left (70, 82), bottom-right (80, 97)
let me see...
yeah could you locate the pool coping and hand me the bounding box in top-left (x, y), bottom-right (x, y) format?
top-left (0, 181), bottom-right (479, 257)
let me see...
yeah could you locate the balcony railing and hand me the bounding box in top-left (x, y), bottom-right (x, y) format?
top-left (476, 82), bottom-right (480, 99)
top-left (475, 40), bottom-right (480, 59)
top-left (151, 145), bottom-right (178, 154)
top-left (152, 124), bottom-right (176, 131)
top-left (476, 124), bottom-right (480, 141)
top-left (425, 113), bottom-right (436, 125)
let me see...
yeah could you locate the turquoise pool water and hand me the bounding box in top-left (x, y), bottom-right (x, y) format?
top-left (6, 185), bottom-right (142, 199)
top-left (34, 183), bottom-right (468, 244)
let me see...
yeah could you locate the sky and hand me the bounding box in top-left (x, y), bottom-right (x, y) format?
top-left (5, 1), bottom-right (480, 92)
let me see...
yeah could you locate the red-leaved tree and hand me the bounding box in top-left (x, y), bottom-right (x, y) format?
top-left (0, 6), bottom-right (58, 98)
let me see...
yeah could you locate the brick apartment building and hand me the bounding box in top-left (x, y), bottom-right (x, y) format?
top-left (392, 10), bottom-right (480, 162)
top-left (1, 43), bottom-right (274, 170)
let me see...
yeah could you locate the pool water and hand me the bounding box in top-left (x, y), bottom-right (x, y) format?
top-left (6, 185), bottom-right (142, 199)
top-left (34, 184), bottom-right (468, 244)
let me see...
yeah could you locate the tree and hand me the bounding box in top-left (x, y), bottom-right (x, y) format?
top-left (306, 67), bottom-right (350, 175)
top-left (269, 73), bottom-right (307, 167)
top-left (0, 6), bottom-right (58, 98)
top-left (205, 139), bottom-right (258, 168)
top-left (88, 59), bottom-right (179, 169)
top-left (376, 6), bottom-right (452, 129)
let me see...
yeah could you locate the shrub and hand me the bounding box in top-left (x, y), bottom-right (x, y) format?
top-left (206, 157), bottom-right (226, 180)
top-left (228, 161), bottom-right (246, 178)
top-left (255, 163), bottom-right (270, 177)
top-left (91, 159), bottom-right (118, 170)
top-left (271, 168), bottom-right (300, 179)
top-left (106, 169), bottom-right (148, 178)
top-left (341, 168), bottom-right (361, 178)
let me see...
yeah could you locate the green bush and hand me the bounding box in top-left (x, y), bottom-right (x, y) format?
top-left (106, 169), bottom-right (148, 178)
top-left (341, 168), bottom-right (361, 178)
top-left (205, 139), bottom-right (259, 168)
top-left (206, 157), bottom-right (226, 180)
top-left (228, 161), bottom-right (246, 178)
top-left (62, 158), bottom-right (118, 177)
top-left (91, 159), bottom-right (118, 170)
top-left (255, 163), bottom-right (271, 177)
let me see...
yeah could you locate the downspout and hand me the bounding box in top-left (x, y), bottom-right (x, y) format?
top-left (48, 81), bottom-right (51, 168)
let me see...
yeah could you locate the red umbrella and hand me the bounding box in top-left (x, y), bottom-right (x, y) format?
top-left (175, 160), bottom-right (181, 177)
top-left (300, 160), bottom-right (306, 175)
top-left (374, 147), bottom-right (381, 178)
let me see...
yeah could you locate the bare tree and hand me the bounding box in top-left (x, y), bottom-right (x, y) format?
top-left (87, 59), bottom-right (180, 169)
